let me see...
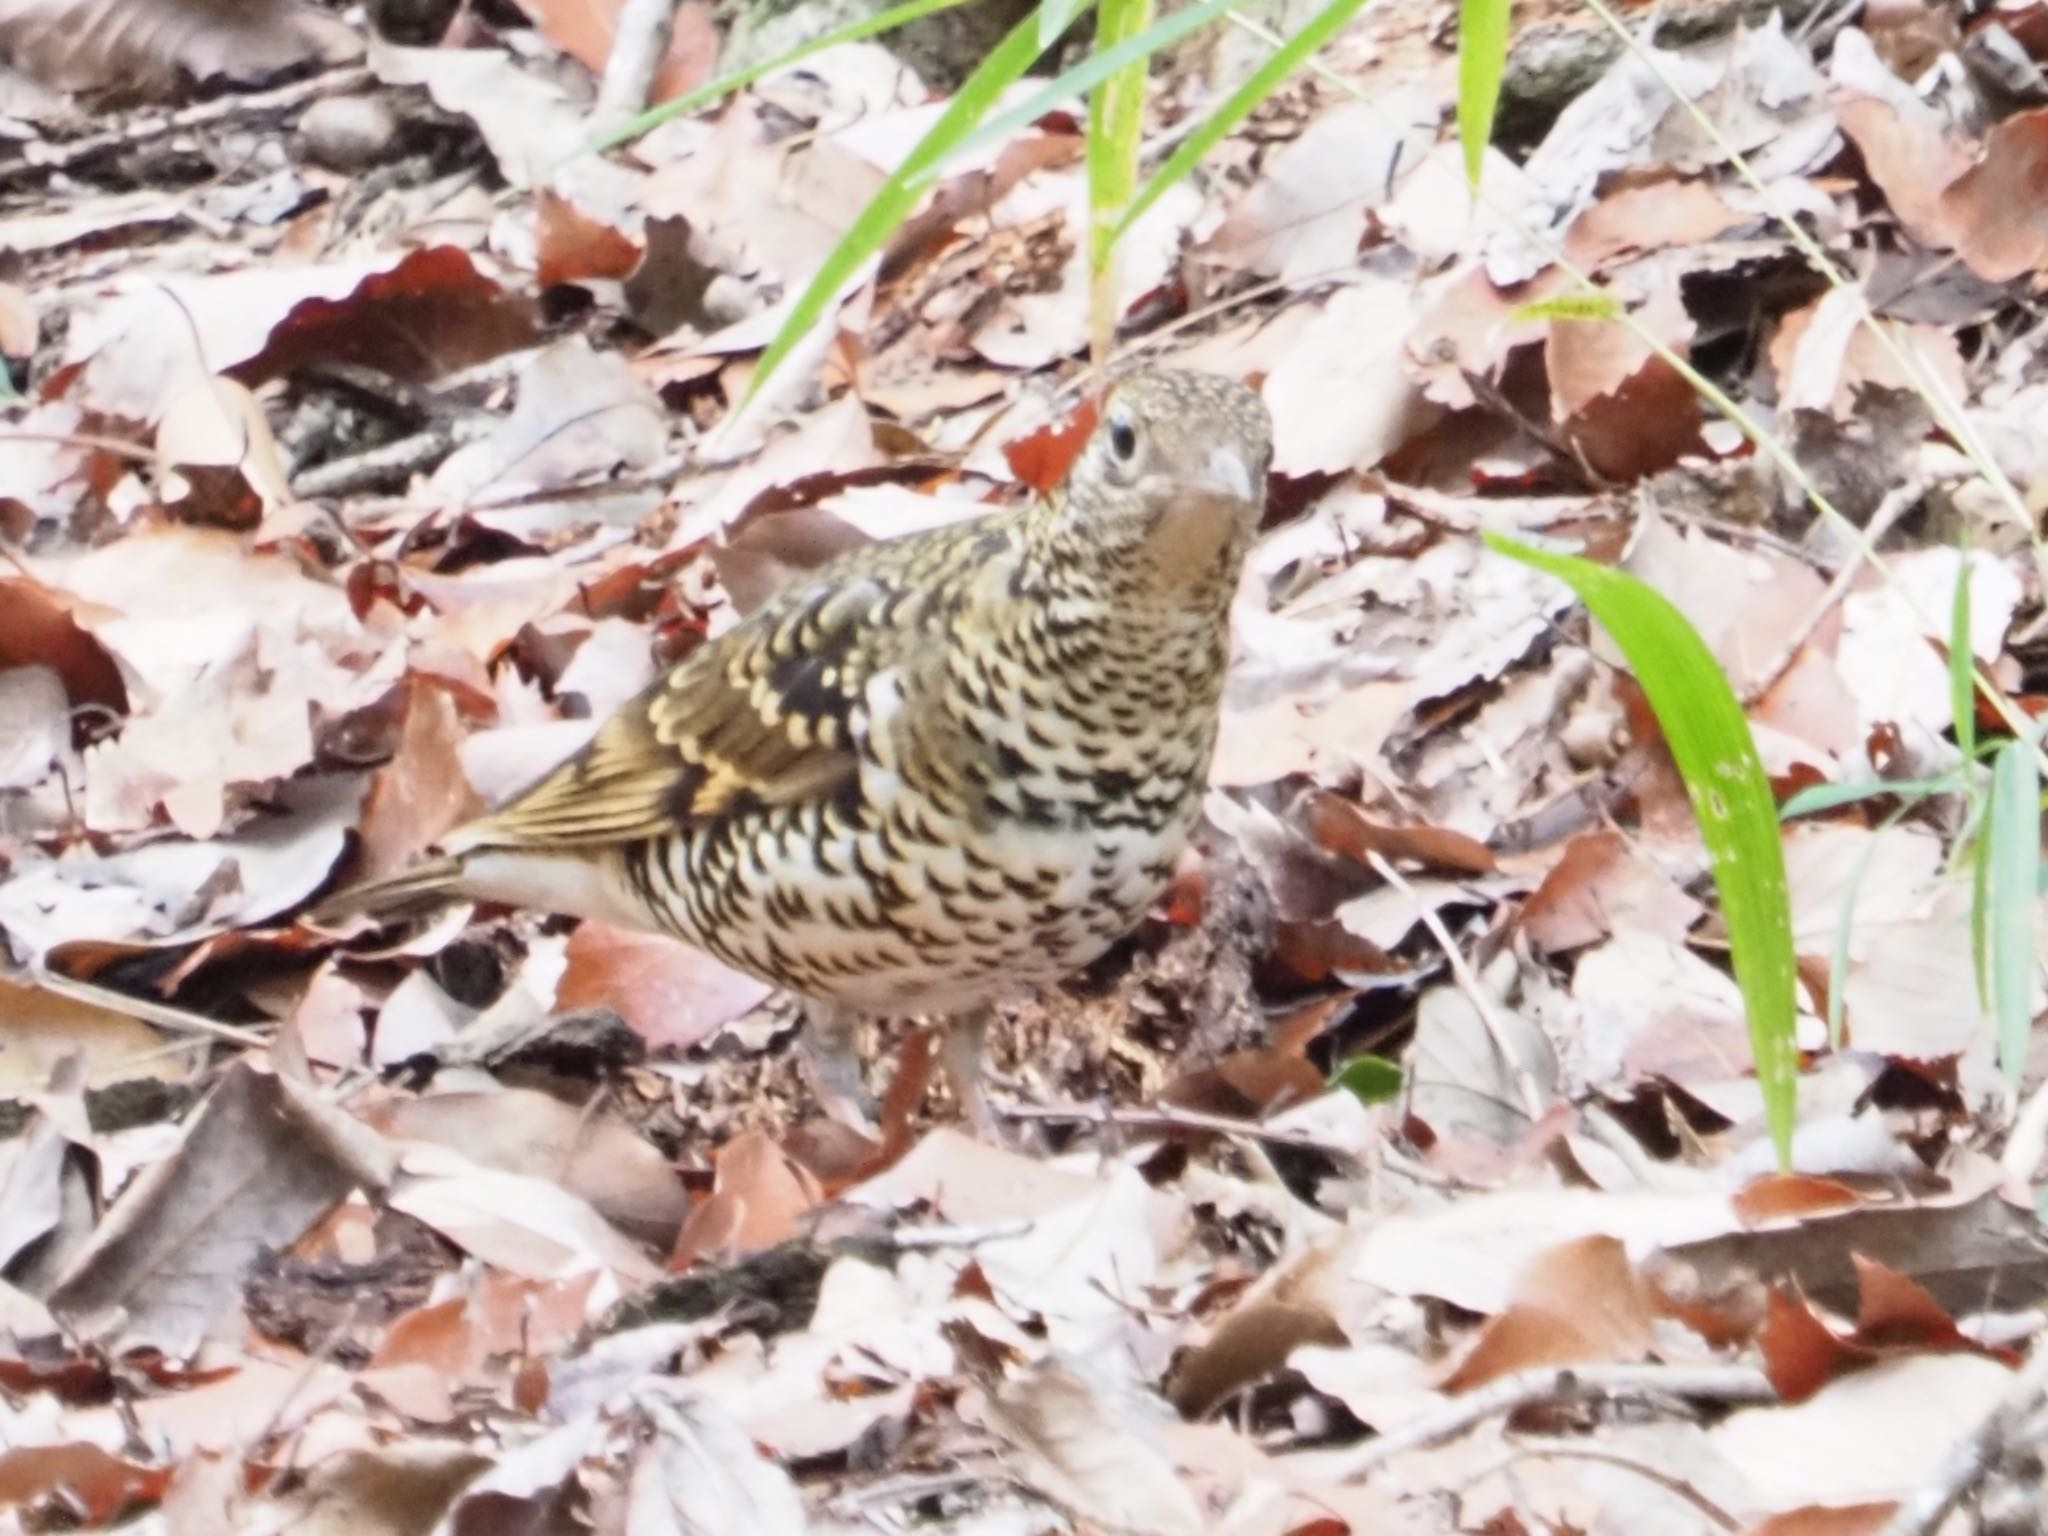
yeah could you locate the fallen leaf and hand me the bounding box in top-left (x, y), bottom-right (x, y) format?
top-left (49, 1063), bottom-right (396, 1353)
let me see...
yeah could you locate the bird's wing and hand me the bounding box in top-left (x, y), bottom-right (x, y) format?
top-left (448, 533), bottom-right (990, 853)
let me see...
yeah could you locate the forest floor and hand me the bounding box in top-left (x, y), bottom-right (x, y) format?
top-left (3, 0), bottom-right (2048, 1530)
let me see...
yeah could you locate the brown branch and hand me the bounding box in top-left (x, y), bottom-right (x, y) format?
top-left (0, 66), bottom-right (374, 183)
top-left (1325, 1363), bottom-right (1778, 1482)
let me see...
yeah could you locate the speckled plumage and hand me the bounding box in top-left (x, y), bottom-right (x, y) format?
top-left (322, 370), bottom-right (1273, 1125)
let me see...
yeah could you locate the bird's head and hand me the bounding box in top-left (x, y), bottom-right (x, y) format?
top-left (1046, 369), bottom-right (1274, 599)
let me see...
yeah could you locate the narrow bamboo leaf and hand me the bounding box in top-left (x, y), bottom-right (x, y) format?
top-left (1330, 1054), bottom-right (1404, 1104)
top-left (1042, 0), bottom-right (1089, 47)
top-left (1989, 737), bottom-right (2040, 1086)
top-left (1511, 293), bottom-right (1622, 325)
top-left (1457, 0), bottom-right (1510, 186)
top-left (942, 0), bottom-right (1239, 169)
top-left (1973, 814), bottom-right (1993, 1013)
top-left (743, 5), bottom-right (1080, 408)
top-left (1822, 810), bottom-right (1913, 1051)
top-left (1779, 777), bottom-right (1958, 820)
top-left (583, 0), bottom-right (983, 154)
top-left (1088, 0), bottom-right (1154, 360)
top-left (1951, 561), bottom-right (1976, 763)
top-left (1111, 0), bottom-right (1374, 242)
top-left (1487, 531), bottom-right (1799, 1167)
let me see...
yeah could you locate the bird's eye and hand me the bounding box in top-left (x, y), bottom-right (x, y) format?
top-left (1108, 416), bottom-right (1138, 461)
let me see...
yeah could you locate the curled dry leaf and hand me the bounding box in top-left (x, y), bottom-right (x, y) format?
top-left (626, 1387), bottom-right (808, 1536)
top-left (47, 1063), bottom-right (397, 1355)
top-left (374, 1089), bottom-right (689, 1249)
top-left (553, 920), bottom-right (773, 1052)
top-left (352, 680), bottom-right (486, 885)
top-left (669, 1129), bottom-right (821, 1268)
top-left (982, 1357), bottom-right (1206, 1536)
top-left (1438, 1235), bottom-right (1654, 1393)
top-left (0, 0), bottom-right (359, 97)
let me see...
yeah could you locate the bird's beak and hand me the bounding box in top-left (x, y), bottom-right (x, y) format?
top-left (1200, 444), bottom-right (1258, 502)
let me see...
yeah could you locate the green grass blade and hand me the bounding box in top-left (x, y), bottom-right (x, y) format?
top-left (1042, 0), bottom-right (1089, 47)
top-left (1487, 531), bottom-right (1799, 1166)
top-left (942, 0), bottom-right (1240, 168)
top-left (1989, 736), bottom-right (2041, 1086)
top-left (1089, 0), bottom-right (1154, 362)
top-left (582, 0), bottom-right (984, 155)
top-left (742, 5), bottom-right (1084, 410)
top-left (1951, 561), bottom-right (1976, 764)
top-left (1512, 293), bottom-right (1622, 324)
top-left (1457, 0), bottom-right (1511, 186)
top-left (1973, 812), bottom-right (1993, 1013)
top-left (1111, 0), bottom-right (1374, 243)
top-left (1779, 777), bottom-right (1956, 820)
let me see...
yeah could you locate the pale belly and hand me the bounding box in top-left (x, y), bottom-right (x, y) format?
top-left (624, 805), bottom-right (1196, 1018)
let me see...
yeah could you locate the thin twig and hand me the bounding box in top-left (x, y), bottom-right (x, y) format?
top-left (1878, 1338), bottom-right (2048, 1536)
top-left (0, 66), bottom-right (374, 181)
top-left (28, 963), bottom-right (271, 1049)
top-left (598, 0), bottom-right (684, 117)
top-left (997, 1099), bottom-right (1358, 1156)
top-left (1327, 1363), bottom-right (1778, 1482)
top-left (1362, 850), bottom-right (1547, 1122)
top-left (1738, 475), bottom-right (1928, 707)
top-left (1491, 1440), bottom-right (1742, 1530)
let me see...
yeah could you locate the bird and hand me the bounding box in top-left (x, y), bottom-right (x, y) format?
top-left (316, 368), bottom-right (1274, 1136)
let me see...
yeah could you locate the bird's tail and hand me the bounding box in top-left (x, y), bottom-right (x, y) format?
top-left (307, 855), bottom-right (470, 926)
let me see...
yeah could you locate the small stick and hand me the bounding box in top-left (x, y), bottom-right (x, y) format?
top-left (998, 1099), bottom-right (1359, 1156)
top-left (28, 963), bottom-right (271, 1049)
top-left (1326, 1362), bottom-right (1778, 1481)
top-left (1738, 475), bottom-right (1926, 708)
top-left (0, 66), bottom-right (374, 181)
top-left (1878, 1338), bottom-right (2048, 1536)
top-left (1364, 850), bottom-right (1547, 1122)
top-left (598, 0), bottom-right (684, 117)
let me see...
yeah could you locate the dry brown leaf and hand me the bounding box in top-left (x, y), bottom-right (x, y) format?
top-left (1835, 93), bottom-right (1973, 250)
top-left (375, 1088), bottom-right (687, 1248)
top-left (1563, 177), bottom-right (1748, 270)
top-left (1439, 1235), bottom-right (1654, 1392)
top-left (627, 1388), bottom-right (808, 1536)
top-left (1519, 831), bottom-right (1705, 952)
top-left (983, 1357), bottom-right (1206, 1536)
top-left (48, 1063), bottom-right (396, 1353)
top-left (0, 976), bottom-right (181, 1095)
top-left (428, 337), bottom-right (669, 502)
top-left (1547, 264), bottom-right (1702, 481)
top-left (1668, 1180), bottom-right (2048, 1320)
top-left (1202, 96), bottom-right (1433, 285)
top-left (0, 1443), bottom-right (170, 1525)
top-left (1710, 1353), bottom-right (2010, 1509)
top-left (1935, 105), bottom-right (2048, 281)
top-left (0, 0), bottom-right (358, 96)
top-left (1349, 1186), bottom-right (1743, 1315)
top-left (1165, 1241), bottom-right (1350, 1417)
top-left (670, 1129), bottom-right (820, 1267)
top-left (552, 920), bottom-right (772, 1052)
top-left (153, 374), bottom-right (293, 524)
top-left (234, 1442), bottom-right (493, 1536)
top-left (1260, 279), bottom-right (1435, 476)
top-left (352, 681), bottom-right (485, 884)
top-left (1770, 287), bottom-right (1966, 421)
top-left (388, 1138), bottom-right (663, 1281)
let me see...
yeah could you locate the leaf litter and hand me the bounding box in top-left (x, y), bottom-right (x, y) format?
top-left (4, 0), bottom-right (2048, 1529)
